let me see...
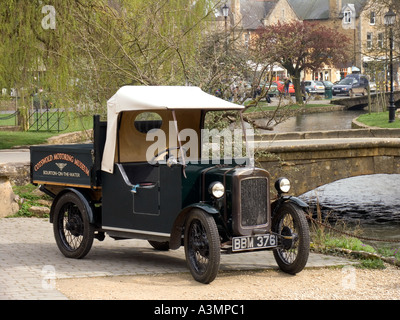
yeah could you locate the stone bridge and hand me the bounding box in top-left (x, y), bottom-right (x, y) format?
top-left (255, 128), bottom-right (400, 196)
top-left (331, 91), bottom-right (400, 110)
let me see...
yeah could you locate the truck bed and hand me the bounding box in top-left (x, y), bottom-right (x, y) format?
top-left (30, 144), bottom-right (99, 188)
top-left (30, 116), bottom-right (106, 189)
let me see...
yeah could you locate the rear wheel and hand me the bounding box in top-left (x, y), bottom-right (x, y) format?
top-left (53, 192), bottom-right (94, 259)
top-left (184, 209), bottom-right (220, 284)
top-left (272, 202), bottom-right (309, 275)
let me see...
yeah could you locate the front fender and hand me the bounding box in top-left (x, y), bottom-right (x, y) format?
top-left (181, 202), bottom-right (220, 215)
top-left (169, 203), bottom-right (219, 250)
top-left (272, 196), bottom-right (309, 215)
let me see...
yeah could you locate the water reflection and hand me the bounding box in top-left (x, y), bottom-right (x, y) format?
top-left (273, 110), bottom-right (366, 132)
top-left (300, 174), bottom-right (400, 242)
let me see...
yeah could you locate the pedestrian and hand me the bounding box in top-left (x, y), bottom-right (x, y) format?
top-left (284, 77), bottom-right (290, 97)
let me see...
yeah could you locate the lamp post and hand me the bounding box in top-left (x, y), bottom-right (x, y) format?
top-left (384, 8), bottom-right (396, 123)
top-left (222, 4), bottom-right (229, 53)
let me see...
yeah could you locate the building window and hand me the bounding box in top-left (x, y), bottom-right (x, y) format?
top-left (244, 33), bottom-right (250, 49)
top-left (377, 33), bottom-right (384, 48)
top-left (370, 12), bottom-right (376, 25)
top-left (367, 32), bottom-right (373, 50)
top-left (344, 10), bottom-right (352, 24)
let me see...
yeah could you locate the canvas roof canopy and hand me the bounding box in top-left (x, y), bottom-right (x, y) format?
top-left (101, 86), bottom-right (244, 173)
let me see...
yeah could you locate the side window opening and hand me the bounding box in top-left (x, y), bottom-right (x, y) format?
top-left (134, 112), bottom-right (162, 133)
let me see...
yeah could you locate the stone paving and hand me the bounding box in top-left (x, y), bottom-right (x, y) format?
top-left (0, 217), bottom-right (356, 300)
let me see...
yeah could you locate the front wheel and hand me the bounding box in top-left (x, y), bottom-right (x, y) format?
top-left (272, 202), bottom-right (310, 275)
top-left (184, 209), bottom-right (220, 284)
top-left (53, 192), bottom-right (94, 259)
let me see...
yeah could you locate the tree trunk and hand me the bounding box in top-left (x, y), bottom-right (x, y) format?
top-left (291, 70), bottom-right (303, 104)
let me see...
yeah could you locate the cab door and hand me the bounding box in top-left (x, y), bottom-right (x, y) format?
top-left (132, 163), bottom-right (182, 234)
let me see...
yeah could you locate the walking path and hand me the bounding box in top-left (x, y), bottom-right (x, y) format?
top-left (0, 149), bottom-right (30, 164)
top-left (0, 218), bottom-right (356, 300)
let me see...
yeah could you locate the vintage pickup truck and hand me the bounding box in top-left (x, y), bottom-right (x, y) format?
top-left (30, 86), bottom-right (310, 284)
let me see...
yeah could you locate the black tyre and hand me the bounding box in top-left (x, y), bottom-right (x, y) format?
top-left (184, 209), bottom-right (220, 284)
top-left (272, 202), bottom-right (310, 275)
top-left (53, 192), bottom-right (94, 259)
top-left (148, 240), bottom-right (170, 251)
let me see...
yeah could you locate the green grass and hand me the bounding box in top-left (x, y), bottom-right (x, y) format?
top-left (357, 111), bottom-right (400, 128)
top-left (11, 184), bottom-right (51, 218)
top-left (0, 112), bottom-right (93, 149)
top-left (0, 131), bottom-right (54, 149)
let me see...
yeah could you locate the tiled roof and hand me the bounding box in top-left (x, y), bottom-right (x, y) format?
top-left (287, 0), bottom-right (368, 20)
top-left (240, 0), bottom-right (279, 29)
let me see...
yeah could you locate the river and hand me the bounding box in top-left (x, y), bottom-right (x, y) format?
top-left (268, 109), bottom-right (400, 247)
top-left (273, 109), bottom-right (366, 132)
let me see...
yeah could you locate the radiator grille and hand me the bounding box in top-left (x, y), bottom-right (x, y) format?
top-left (240, 178), bottom-right (268, 226)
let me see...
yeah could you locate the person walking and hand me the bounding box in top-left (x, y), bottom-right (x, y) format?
top-left (284, 77), bottom-right (290, 97)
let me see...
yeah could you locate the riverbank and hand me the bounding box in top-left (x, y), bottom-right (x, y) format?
top-left (354, 111), bottom-right (400, 129)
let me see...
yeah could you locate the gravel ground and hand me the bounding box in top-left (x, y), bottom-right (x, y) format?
top-left (56, 265), bottom-right (400, 300)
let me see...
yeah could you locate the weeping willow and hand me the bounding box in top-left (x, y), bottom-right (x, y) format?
top-left (0, 0), bottom-right (221, 126)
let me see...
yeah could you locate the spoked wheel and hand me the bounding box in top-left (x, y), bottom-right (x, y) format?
top-left (53, 192), bottom-right (94, 259)
top-left (184, 209), bottom-right (220, 284)
top-left (272, 202), bottom-right (310, 275)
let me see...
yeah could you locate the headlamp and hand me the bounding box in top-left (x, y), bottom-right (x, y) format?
top-left (275, 177), bottom-right (291, 194)
top-left (209, 181), bottom-right (225, 199)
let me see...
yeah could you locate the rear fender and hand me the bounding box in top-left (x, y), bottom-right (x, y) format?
top-left (50, 188), bottom-right (95, 224)
top-left (169, 203), bottom-right (219, 250)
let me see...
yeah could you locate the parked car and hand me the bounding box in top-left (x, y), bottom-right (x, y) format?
top-left (252, 81), bottom-right (278, 99)
top-left (332, 74), bottom-right (369, 97)
top-left (272, 81), bottom-right (295, 95)
top-left (304, 80), bottom-right (325, 94)
top-left (369, 82), bottom-right (376, 93)
top-left (257, 81), bottom-right (279, 97)
top-left (322, 81), bottom-right (334, 89)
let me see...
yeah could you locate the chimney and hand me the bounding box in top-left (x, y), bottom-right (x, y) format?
top-left (329, 0), bottom-right (343, 19)
top-left (230, 0), bottom-right (242, 26)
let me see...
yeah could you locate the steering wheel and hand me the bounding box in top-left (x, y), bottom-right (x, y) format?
top-left (149, 146), bottom-right (187, 165)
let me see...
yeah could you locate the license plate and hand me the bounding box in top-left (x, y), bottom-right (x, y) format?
top-left (334, 89), bottom-right (340, 92)
top-left (232, 234), bottom-right (277, 252)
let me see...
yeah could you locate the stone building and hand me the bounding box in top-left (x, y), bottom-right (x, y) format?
top-left (219, 0), bottom-right (398, 86)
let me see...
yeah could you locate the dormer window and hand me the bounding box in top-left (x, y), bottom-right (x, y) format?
top-left (344, 9), bottom-right (352, 24)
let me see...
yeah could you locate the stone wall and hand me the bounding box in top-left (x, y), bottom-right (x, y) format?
top-left (46, 129), bottom-right (93, 145)
top-left (0, 177), bottom-right (19, 218)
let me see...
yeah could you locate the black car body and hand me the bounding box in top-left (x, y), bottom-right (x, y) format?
top-left (30, 86), bottom-right (310, 284)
